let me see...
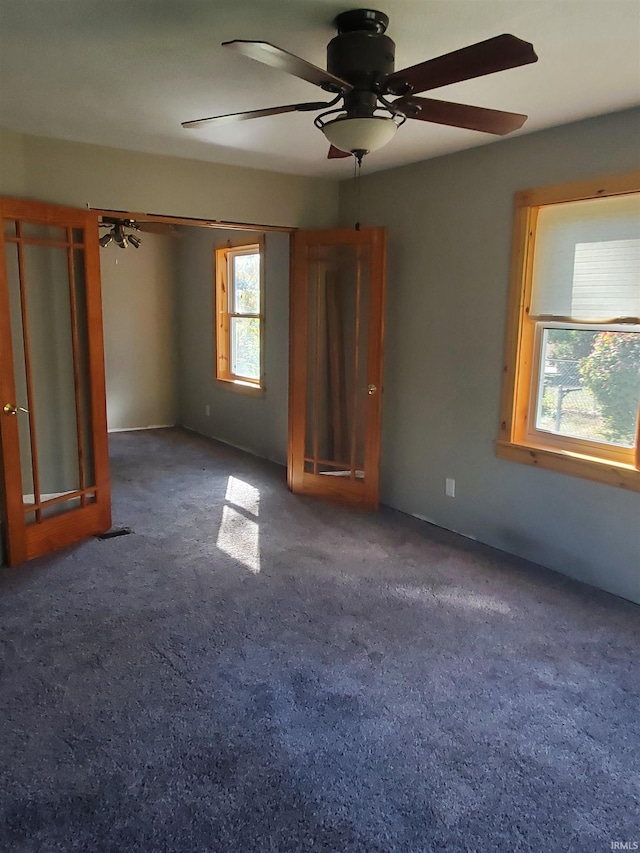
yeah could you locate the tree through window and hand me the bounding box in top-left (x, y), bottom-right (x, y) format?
top-left (215, 243), bottom-right (263, 389)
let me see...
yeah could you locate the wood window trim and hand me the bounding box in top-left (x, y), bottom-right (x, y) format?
top-left (214, 239), bottom-right (265, 392)
top-left (497, 171), bottom-right (640, 492)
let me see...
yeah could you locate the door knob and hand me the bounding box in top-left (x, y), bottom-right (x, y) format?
top-left (3, 403), bottom-right (29, 415)
top-left (367, 384), bottom-right (377, 395)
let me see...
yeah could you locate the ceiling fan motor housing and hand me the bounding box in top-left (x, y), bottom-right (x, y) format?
top-left (327, 9), bottom-right (395, 94)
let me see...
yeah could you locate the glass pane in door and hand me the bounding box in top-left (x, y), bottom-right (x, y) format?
top-left (5, 227), bottom-right (96, 523)
top-left (304, 243), bottom-right (371, 480)
top-left (41, 496), bottom-right (83, 520)
top-left (72, 248), bottom-right (96, 489)
top-left (23, 243), bottom-right (81, 503)
top-left (21, 223), bottom-right (66, 241)
top-left (5, 242), bottom-right (35, 502)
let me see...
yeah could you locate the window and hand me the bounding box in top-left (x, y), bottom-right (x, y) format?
top-left (215, 242), bottom-right (264, 390)
top-left (497, 173), bottom-right (640, 491)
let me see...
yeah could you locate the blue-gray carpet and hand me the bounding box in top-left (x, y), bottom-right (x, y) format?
top-left (0, 428), bottom-right (637, 852)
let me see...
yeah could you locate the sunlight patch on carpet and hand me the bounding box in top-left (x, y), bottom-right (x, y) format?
top-left (216, 477), bottom-right (261, 572)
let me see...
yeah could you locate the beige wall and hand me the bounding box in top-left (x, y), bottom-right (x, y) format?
top-left (0, 126), bottom-right (26, 196)
top-left (20, 135), bottom-right (338, 229)
top-left (100, 232), bottom-right (178, 431)
top-left (339, 107), bottom-right (640, 604)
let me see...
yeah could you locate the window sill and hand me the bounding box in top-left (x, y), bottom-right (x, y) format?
top-left (215, 377), bottom-right (265, 398)
top-left (495, 439), bottom-right (640, 492)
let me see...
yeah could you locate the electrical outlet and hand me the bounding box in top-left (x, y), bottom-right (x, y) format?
top-left (445, 478), bottom-right (455, 498)
top-left (205, 404), bottom-right (210, 417)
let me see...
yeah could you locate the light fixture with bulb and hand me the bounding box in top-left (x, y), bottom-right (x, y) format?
top-left (315, 110), bottom-right (405, 162)
top-left (99, 219), bottom-right (141, 249)
top-left (319, 115), bottom-right (399, 154)
top-left (312, 86), bottom-right (407, 164)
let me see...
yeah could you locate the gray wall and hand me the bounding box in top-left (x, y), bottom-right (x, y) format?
top-left (0, 126), bottom-right (26, 196)
top-left (100, 232), bottom-right (178, 431)
top-left (339, 107), bottom-right (640, 604)
top-left (177, 227), bottom-right (290, 465)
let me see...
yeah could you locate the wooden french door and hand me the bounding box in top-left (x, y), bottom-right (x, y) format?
top-left (0, 199), bottom-right (111, 565)
top-left (288, 226), bottom-right (386, 510)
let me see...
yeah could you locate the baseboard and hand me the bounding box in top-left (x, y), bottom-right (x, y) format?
top-left (411, 512), bottom-right (479, 544)
top-left (108, 424), bottom-right (175, 434)
top-left (180, 424), bottom-right (286, 469)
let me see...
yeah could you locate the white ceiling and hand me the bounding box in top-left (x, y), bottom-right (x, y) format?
top-left (1, 1), bottom-right (639, 177)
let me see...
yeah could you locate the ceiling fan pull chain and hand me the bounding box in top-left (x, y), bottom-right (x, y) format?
top-left (354, 152), bottom-right (363, 231)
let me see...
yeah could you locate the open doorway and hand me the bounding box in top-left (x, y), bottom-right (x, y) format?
top-left (97, 211), bottom-right (293, 467)
top-left (100, 226), bottom-right (178, 432)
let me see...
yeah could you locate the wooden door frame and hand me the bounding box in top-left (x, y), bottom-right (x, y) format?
top-left (288, 226), bottom-right (386, 510)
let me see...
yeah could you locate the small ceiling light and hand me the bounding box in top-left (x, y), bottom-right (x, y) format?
top-left (100, 219), bottom-right (144, 249)
top-left (113, 224), bottom-right (128, 249)
top-left (320, 115), bottom-right (399, 155)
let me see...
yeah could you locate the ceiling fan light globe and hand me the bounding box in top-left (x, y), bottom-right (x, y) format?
top-left (321, 116), bottom-right (397, 154)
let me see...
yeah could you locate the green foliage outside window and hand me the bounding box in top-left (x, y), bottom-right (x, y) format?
top-left (580, 332), bottom-right (640, 444)
top-left (543, 328), bottom-right (640, 446)
top-left (232, 252), bottom-right (261, 381)
top-left (547, 329), bottom-right (598, 361)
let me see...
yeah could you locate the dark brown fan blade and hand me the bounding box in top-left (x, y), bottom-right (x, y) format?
top-left (223, 40), bottom-right (352, 93)
top-left (385, 34), bottom-right (537, 95)
top-left (394, 96), bottom-right (527, 135)
top-left (328, 145), bottom-right (351, 159)
top-left (182, 100), bottom-right (330, 129)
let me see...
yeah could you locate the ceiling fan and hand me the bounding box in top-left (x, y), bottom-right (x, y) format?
top-left (99, 216), bottom-right (180, 249)
top-left (182, 8), bottom-right (538, 162)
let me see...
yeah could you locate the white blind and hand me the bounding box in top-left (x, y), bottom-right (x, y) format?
top-left (530, 193), bottom-right (640, 322)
